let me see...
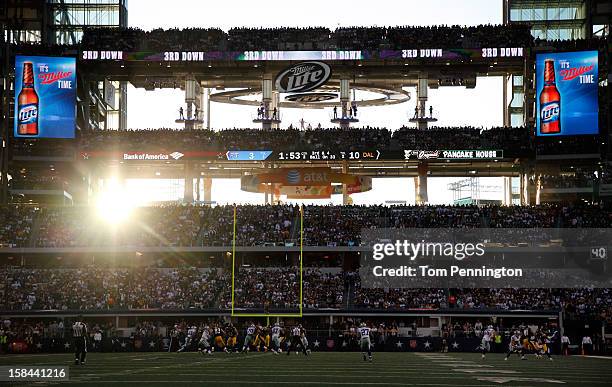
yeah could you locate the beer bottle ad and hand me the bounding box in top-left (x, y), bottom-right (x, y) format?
top-left (535, 51), bottom-right (598, 136)
top-left (14, 56), bottom-right (76, 138)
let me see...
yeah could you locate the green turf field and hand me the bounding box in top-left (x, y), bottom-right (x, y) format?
top-left (2, 351), bottom-right (611, 386)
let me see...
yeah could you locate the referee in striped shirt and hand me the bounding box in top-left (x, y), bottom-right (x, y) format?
top-left (73, 316), bottom-right (88, 365)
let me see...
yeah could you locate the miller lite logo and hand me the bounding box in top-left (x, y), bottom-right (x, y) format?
top-left (38, 71), bottom-right (73, 85)
top-left (540, 102), bottom-right (560, 123)
top-left (275, 61), bottom-right (331, 93)
top-left (18, 104), bottom-right (38, 124)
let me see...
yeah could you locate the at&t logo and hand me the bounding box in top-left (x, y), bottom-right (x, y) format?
top-left (286, 170), bottom-right (301, 184)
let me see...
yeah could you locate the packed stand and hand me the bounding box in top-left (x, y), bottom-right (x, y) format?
top-left (16, 126), bottom-right (609, 159)
top-left (0, 203), bottom-right (608, 248)
top-left (303, 269), bottom-right (346, 309)
top-left (1, 267), bottom-right (228, 310)
top-left (2, 266), bottom-right (611, 319)
top-left (77, 127), bottom-right (392, 153)
top-left (0, 205), bottom-right (35, 248)
top-left (36, 205), bottom-right (205, 248)
top-left (541, 173), bottom-right (595, 189)
top-left (231, 267), bottom-right (300, 310)
top-left (391, 126), bottom-right (530, 154)
top-left (80, 27), bottom-right (226, 51)
top-left (8, 171), bottom-right (70, 191)
top-left (227, 27), bottom-right (331, 50)
top-left (76, 24), bottom-right (534, 52)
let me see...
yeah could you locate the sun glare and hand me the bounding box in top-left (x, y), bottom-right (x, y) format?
top-left (95, 181), bottom-right (135, 224)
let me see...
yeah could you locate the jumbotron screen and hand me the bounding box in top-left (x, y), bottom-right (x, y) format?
top-left (13, 55), bottom-right (76, 139)
top-left (535, 50), bottom-right (599, 136)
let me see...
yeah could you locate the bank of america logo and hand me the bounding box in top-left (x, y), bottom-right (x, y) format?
top-left (170, 151), bottom-right (184, 160)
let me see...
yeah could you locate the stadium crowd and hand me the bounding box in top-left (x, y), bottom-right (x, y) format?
top-left (10, 25), bottom-right (607, 56)
top-left (0, 266), bottom-right (346, 311)
top-left (231, 267), bottom-right (300, 310)
top-left (541, 173), bottom-right (595, 189)
top-left (0, 203), bottom-right (610, 248)
top-left (0, 206), bottom-right (36, 248)
top-left (11, 125), bottom-right (607, 159)
top-left (77, 126), bottom-right (514, 152)
top-left (1, 267), bottom-right (229, 310)
top-left (8, 172), bottom-right (70, 191)
top-left (2, 265), bottom-right (611, 321)
top-left (77, 24), bottom-right (535, 52)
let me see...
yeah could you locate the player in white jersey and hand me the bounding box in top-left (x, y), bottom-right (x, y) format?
top-left (198, 326), bottom-right (212, 355)
top-left (178, 325), bottom-right (198, 352)
top-left (358, 323), bottom-right (374, 362)
top-left (505, 331), bottom-right (525, 360)
top-left (300, 326), bottom-right (311, 355)
top-left (270, 323), bottom-right (284, 354)
top-left (481, 325), bottom-right (495, 359)
top-left (242, 323), bottom-right (257, 352)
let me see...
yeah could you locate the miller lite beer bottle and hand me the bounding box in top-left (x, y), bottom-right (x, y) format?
top-left (539, 59), bottom-right (561, 134)
top-left (17, 62), bottom-right (39, 136)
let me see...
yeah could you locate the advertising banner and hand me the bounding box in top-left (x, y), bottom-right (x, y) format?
top-left (535, 51), bottom-right (598, 136)
top-left (14, 56), bottom-right (76, 139)
top-left (79, 47), bottom-right (525, 63)
top-left (240, 170), bottom-right (372, 196)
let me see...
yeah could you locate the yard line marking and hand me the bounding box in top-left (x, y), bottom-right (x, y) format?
top-left (60, 381), bottom-right (495, 386)
top-left (476, 376), bottom-right (566, 384)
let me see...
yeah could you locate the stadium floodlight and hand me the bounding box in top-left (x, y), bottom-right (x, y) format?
top-left (95, 180), bottom-right (134, 225)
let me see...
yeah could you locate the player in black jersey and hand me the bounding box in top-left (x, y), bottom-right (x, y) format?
top-left (212, 323), bottom-right (228, 353)
top-left (225, 323), bottom-right (238, 353)
top-left (286, 324), bottom-right (308, 356)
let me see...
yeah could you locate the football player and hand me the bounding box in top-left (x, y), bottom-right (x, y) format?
top-left (358, 322), bottom-right (374, 362)
top-left (212, 323), bottom-right (228, 353)
top-left (480, 325), bottom-right (495, 359)
top-left (242, 323), bottom-right (256, 352)
top-left (286, 324), bottom-right (308, 356)
top-left (253, 324), bottom-right (269, 352)
top-left (270, 322), bottom-right (284, 354)
top-left (505, 331), bottom-right (525, 360)
top-left (178, 325), bottom-right (198, 353)
top-left (225, 323), bottom-right (238, 353)
top-left (198, 325), bottom-right (212, 355)
top-left (536, 329), bottom-right (553, 361)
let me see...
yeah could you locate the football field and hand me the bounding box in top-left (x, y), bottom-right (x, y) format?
top-left (3, 351), bottom-right (611, 386)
